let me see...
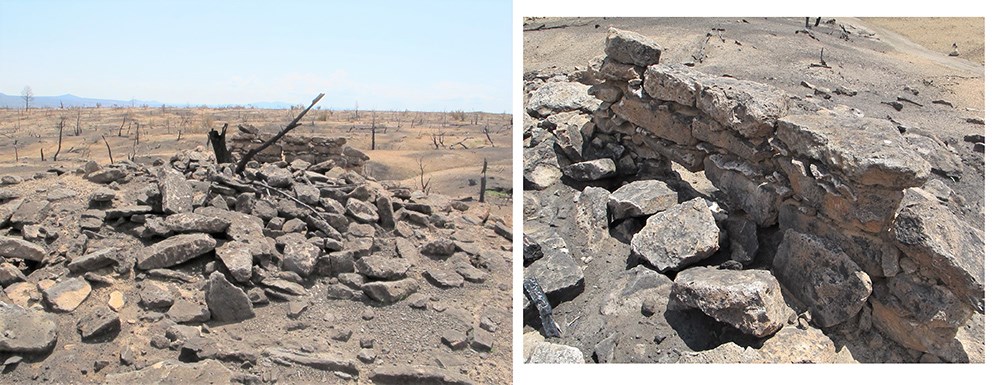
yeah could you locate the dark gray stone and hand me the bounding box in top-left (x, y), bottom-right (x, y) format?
top-left (137, 233), bottom-right (217, 270)
top-left (206, 271), bottom-right (254, 322)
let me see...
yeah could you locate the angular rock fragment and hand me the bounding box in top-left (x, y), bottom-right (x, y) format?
top-left (205, 271), bottom-right (254, 322)
top-left (421, 239), bottom-right (456, 258)
top-left (42, 277), bottom-right (92, 312)
top-left (158, 166), bottom-right (194, 214)
top-left (772, 230), bottom-right (872, 327)
top-left (563, 158), bottom-right (616, 181)
top-left (167, 299), bottom-right (211, 324)
top-left (165, 213), bottom-right (230, 234)
top-left (0, 302), bottom-right (58, 354)
top-left (67, 248), bottom-right (119, 273)
top-left (527, 342), bottom-right (585, 364)
top-left (630, 198), bottom-right (720, 272)
top-left (604, 27), bottom-right (662, 67)
top-left (137, 233), bottom-right (217, 270)
top-left (265, 348), bottom-right (358, 375)
top-left (76, 306), bottom-right (121, 340)
top-left (607, 179), bottom-right (676, 221)
top-left (281, 234), bottom-right (321, 277)
top-left (893, 188), bottom-right (985, 312)
top-left (527, 82), bottom-right (601, 118)
top-left (346, 197), bottom-right (379, 223)
top-left (671, 267), bottom-right (790, 337)
top-left (10, 199), bottom-right (49, 228)
top-left (215, 242), bottom-right (253, 283)
top-left (361, 278), bottom-right (419, 304)
top-left (424, 267), bottom-right (464, 288)
top-left (0, 236), bottom-right (47, 262)
top-left (356, 256), bottom-right (411, 280)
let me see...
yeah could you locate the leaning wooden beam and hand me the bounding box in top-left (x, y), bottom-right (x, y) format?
top-left (234, 93), bottom-right (325, 174)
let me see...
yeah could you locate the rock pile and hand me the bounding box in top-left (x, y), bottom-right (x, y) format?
top-left (0, 142), bottom-right (510, 382)
top-left (229, 132), bottom-right (370, 168)
top-left (523, 27), bottom-right (982, 363)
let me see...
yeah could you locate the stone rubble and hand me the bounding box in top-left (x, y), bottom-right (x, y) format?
top-left (0, 140), bottom-right (510, 382)
top-left (522, 27), bottom-right (982, 363)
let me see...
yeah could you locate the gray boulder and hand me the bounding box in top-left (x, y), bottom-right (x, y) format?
top-left (772, 230), bottom-right (872, 327)
top-left (205, 271), bottom-right (254, 323)
top-left (356, 255), bottom-right (411, 280)
top-left (361, 278), bottom-right (419, 304)
top-left (607, 180), bottom-right (677, 221)
top-left (630, 198), bottom-right (720, 272)
top-left (604, 27), bottom-right (662, 67)
top-left (893, 188), bottom-right (984, 312)
top-left (563, 158), bottom-right (617, 181)
top-left (0, 302), bottom-right (58, 354)
top-left (671, 267), bottom-right (791, 337)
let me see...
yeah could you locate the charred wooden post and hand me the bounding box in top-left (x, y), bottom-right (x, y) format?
top-left (479, 158), bottom-right (487, 203)
top-left (208, 123), bottom-right (233, 163)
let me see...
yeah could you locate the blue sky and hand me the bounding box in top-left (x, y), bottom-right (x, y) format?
top-left (0, 0), bottom-right (512, 112)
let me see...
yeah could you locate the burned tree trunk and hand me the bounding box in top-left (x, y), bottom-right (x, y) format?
top-left (479, 158), bottom-right (487, 203)
top-left (208, 123), bottom-right (233, 163)
top-left (53, 117), bottom-right (65, 161)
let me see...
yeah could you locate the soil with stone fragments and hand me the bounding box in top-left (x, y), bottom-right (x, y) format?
top-left (522, 17), bottom-right (983, 364)
top-left (0, 145), bottom-right (512, 383)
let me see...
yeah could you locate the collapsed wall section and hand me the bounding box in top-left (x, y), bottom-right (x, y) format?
top-left (526, 27), bottom-right (983, 361)
top-left (229, 131), bottom-right (369, 169)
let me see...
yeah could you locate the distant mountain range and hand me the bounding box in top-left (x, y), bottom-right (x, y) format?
top-left (0, 92), bottom-right (294, 109)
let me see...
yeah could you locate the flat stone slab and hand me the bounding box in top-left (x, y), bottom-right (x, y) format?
top-left (0, 236), bottom-right (46, 262)
top-left (0, 302), bottom-right (58, 354)
top-left (671, 267), bottom-right (791, 337)
top-left (527, 81), bottom-right (601, 118)
top-left (528, 342), bottom-right (585, 364)
top-left (104, 359), bottom-right (233, 385)
top-left (631, 198), bottom-right (720, 272)
top-left (265, 348), bottom-right (358, 375)
top-left (772, 230), bottom-right (872, 327)
top-left (67, 248), bottom-right (118, 273)
top-left (165, 212), bottom-right (230, 233)
top-left (777, 109), bottom-right (931, 189)
top-left (523, 226), bottom-right (583, 299)
top-left (137, 233), bottom-right (217, 270)
top-left (369, 365), bottom-right (473, 385)
top-left (42, 277), bottom-right (92, 312)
